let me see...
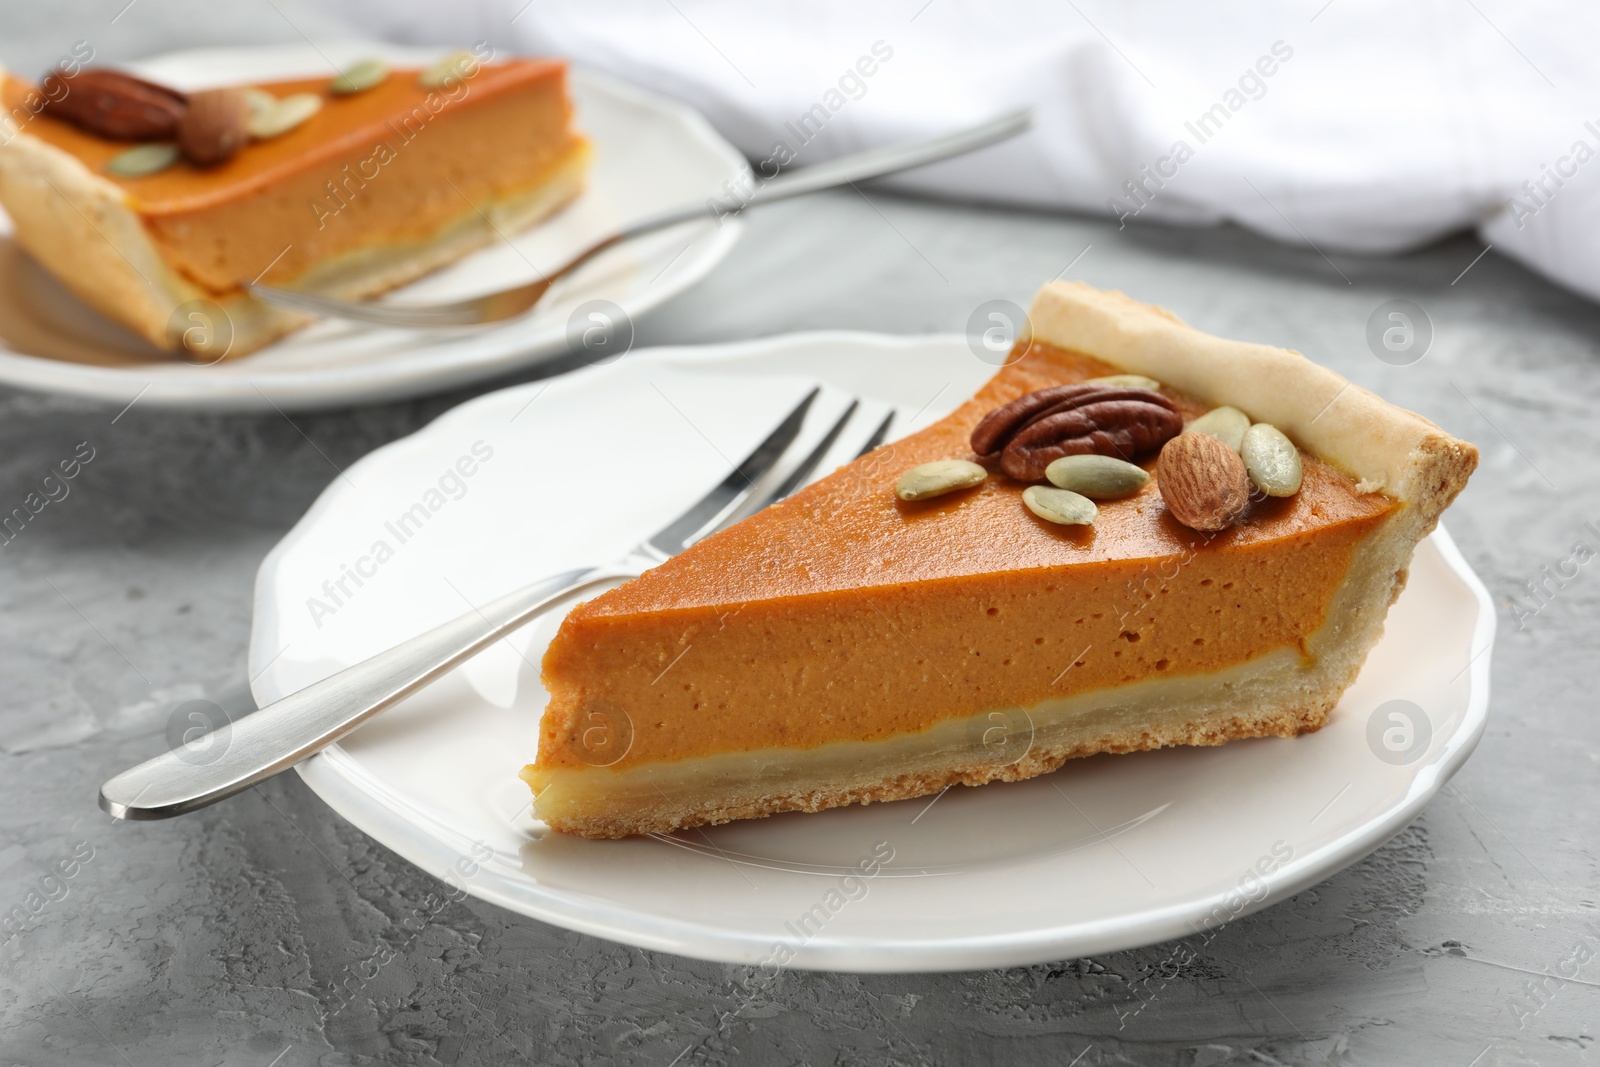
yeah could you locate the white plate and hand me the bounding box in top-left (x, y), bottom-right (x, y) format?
top-left (0, 44), bottom-right (745, 411)
top-left (249, 333), bottom-right (1495, 972)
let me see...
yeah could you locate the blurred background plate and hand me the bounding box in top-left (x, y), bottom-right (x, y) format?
top-left (0, 43), bottom-right (746, 411)
top-left (249, 332), bottom-right (1494, 972)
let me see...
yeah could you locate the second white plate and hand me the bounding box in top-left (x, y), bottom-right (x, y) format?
top-left (249, 332), bottom-right (1494, 972)
top-left (0, 43), bottom-right (746, 411)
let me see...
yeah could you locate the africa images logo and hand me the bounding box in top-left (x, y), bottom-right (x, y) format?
top-left (304, 441), bottom-right (494, 628)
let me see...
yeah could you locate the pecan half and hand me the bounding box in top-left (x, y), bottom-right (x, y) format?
top-left (970, 383), bottom-right (1182, 482)
top-left (39, 69), bottom-right (187, 141)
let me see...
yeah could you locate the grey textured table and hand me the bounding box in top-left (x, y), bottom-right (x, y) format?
top-left (3, 5), bottom-right (1596, 1065)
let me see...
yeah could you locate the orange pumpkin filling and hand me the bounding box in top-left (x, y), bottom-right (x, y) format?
top-left (536, 341), bottom-right (1395, 772)
top-left (2, 60), bottom-right (581, 294)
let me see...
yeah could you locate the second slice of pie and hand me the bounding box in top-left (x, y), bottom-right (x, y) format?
top-left (0, 54), bottom-right (586, 359)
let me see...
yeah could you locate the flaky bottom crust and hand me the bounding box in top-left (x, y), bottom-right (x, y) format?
top-left (529, 693), bottom-right (1333, 840)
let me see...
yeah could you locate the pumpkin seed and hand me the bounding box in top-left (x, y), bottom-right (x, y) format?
top-left (1240, 422), bottom-right (1302, 496)
top-left (105, 143), bottom-right (179, 177)
top-left (242, 87), bottom-right (278, 119)
top-left (419, 49), bottom-right (479, 90)
top-left (1186, 405), bottom-right (1250, 451)
top-left (330, 58), bottom-right (389, 95)
top-left (1022, 485), bottom-right (1097, 525)
top-left (1085, 373), bottom-right (1162, 391)
top-left (247, 92), bottom-right (322, 139)
top-left (895, 460), bottom-right (987, 501)
top-left (1044, 454), bottom-right (1149, 499)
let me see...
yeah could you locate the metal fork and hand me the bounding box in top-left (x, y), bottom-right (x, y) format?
top-left (242, 109), bottom-right (1033, 328)
top-left (99, 389), bottom-right (893, 820)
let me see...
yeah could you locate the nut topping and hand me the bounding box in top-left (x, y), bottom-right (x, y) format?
top-left (1044, 454), bottom-right (1149, 499)
top-left (1186, 405), bottom-right (1251, 452)
top-left (1084, 373), bottom-right (1162, 390)
top-left (1157, 432), bottom-right (1251, 531)
top-left (970, 383), bottom-right (1183, 482)
top-left (245, 91), bottom-right (322, 140)
top-left (105, 143), bottom-right (180, 177)
top-left (1240, 422), bottom-right (1303, 497)
top-left (1022, 485), bottom-right (1097, 526)
top-left (177, 88), bottom-right (251, 166)
top-left (895, 460), bottom-right (988, 501)
top-left (39, 69), bottom-right (186, 141)
top-left (331, 58), bottom-right (390, 95)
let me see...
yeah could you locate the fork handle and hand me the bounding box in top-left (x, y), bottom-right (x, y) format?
top-left (99, 565), bottom-right (631, 820)
top-left (550, 108), bottom-right (1035, 286)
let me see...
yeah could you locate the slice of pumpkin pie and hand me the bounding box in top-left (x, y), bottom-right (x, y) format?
top-left (526, 281), bottom-right (1477, 839)
top-left (0, 52), bottom-right (586, 359)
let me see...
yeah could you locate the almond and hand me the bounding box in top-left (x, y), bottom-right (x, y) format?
top-left (39, 69), bottom-right (186, 141)
top-left (1157, 431), bottom-right (1250, 531)
top-left (177, 88), bottom-right (251, 166)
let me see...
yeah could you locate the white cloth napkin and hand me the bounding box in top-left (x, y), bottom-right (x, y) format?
top-left (327, 0), bottom-right (1600, 303)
